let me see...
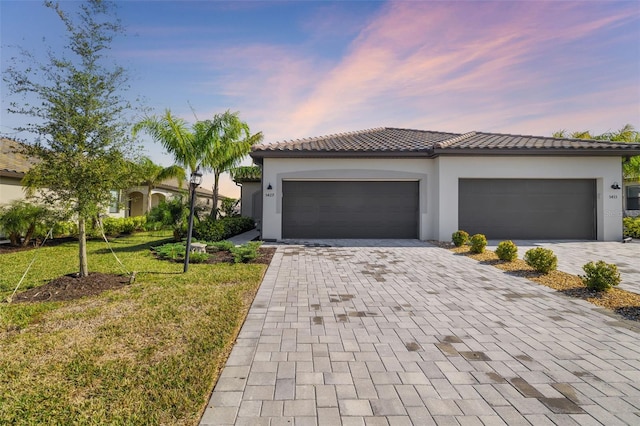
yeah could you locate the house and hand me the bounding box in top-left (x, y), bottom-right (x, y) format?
top-left (250, 128), bottom-right (640, 242)
top-left (0, 138), bottom-right (218, 218)
top-left (0, 138), bottom-right (38, 205)
top-left (115, 179), bottom-right (217, 218)
top-left (231, 166), bottom-right (262, 225)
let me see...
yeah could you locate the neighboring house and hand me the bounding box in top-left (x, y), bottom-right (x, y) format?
top-left (250, 127), bottom-right (640, 242)
top-left (0, 138), bottom-right (38, 205)
top-left (120, 179), bottom-right (217, 218)
top-left (231, 166), bottom-right (262, 226)
top-left (0, 138), bottom-right (221, 218)
top-left (625, 183), bottom-right (640, 217)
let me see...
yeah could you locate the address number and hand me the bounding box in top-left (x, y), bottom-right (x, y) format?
top-left (265, 193), bottom-right (275, 197)
top-left (609, 195), bottom-right (618, 199)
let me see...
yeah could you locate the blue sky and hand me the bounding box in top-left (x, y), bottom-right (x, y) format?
top-left (2, 1), bottom-right (639, 197)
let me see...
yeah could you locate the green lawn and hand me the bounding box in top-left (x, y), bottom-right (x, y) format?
top-left (0, 232), bottom-right (268, 425)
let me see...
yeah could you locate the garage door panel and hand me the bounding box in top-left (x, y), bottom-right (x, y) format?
top-left (459, 179), bottom-right (595, 240)
top-left (283, 181), bottom-right (418, 239)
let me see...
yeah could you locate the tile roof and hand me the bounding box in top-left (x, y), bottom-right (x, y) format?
top-left (0, 138), bottom-right (36, 177)
top-left (252, 127), bottom-right (458, 154)
top-left (251, 127), bottom-right (640, 160)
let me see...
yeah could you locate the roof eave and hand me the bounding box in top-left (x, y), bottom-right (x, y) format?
top-left (250, 150), bottom-right (436, 161)
top-left (434, 148), bottom-right (640, 156)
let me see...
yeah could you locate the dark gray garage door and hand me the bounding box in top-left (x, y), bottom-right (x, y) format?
top-left (459, 179), bottom-right (596, 240)
top-left (282, 181), bottom-right (419, 239)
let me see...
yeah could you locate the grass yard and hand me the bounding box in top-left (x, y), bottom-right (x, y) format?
top-left (0, 232), bottom-right (269, 425)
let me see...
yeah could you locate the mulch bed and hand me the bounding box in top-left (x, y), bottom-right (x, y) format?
top-left (10, 272), bottom-right (130, 304)
top-left (450, 246), bottom-right (640, 322)
top-left (9, 247), bottom-right (277, 304)
top-left (204, 247), bottom-right (276, 265)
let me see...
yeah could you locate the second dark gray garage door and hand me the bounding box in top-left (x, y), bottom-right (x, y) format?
top-left (459, 179), bottom-right (596, 240)
top-left (282, 181), bottom-right (418, 239)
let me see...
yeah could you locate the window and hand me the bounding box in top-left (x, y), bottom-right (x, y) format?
top-left (627, 185), bottom-right (640, 210)
top-left (109, 190), bottom-right (120, 213)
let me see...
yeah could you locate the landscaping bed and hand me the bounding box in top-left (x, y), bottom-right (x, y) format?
top-left (451, 246), bottom-right (640, 322)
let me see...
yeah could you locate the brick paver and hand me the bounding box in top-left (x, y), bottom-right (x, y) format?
top-left (201, 242), bottom-right (640, 425)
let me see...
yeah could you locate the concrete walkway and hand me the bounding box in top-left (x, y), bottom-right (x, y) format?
top-left (486, 240), bottom-right (640, 294)
top-left (201, 242), bottom-right (640, 425)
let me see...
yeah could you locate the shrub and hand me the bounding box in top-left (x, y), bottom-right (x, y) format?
top-left (52, 221), bottom-right (77, 238)
top-left (581, 261), bottom-right (621, 291)
top-left (207, 240), bottom-right (235, 252)
top-left (152, 241), bottom-right (209, 263)
top-left (524, 247), bottom-right (558, 273)
top-left (623, 216), bottom-right (640, 238)
top-left (469, 234), bottom-right (487, 254)
top-left (230, 241), bottom-right (262, 263)
top-left (0, 200), bottom-right (53, 246)
top-left (495, 240), bottom-right (518, 261)
top-left (146, 197), bottom-right (189, 241)
top-left (101, 216), bottom-right (147, 237)
top-left (153, 242), bottom-right (186, 260)
top-left (188, 252), bottom-right (209, 263)
top-left (195, 216), bottom-right (255, 242)
top-left (452, 230), bottom-right (469, 247)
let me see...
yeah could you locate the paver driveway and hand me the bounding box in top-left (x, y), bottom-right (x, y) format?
top-left (201, 242), bottom-right (640, 425)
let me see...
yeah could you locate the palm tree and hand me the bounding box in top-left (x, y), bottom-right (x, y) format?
top-left (135, 157), bottom-right (186, 213)
top-left (133, 109), bottom-right (263, 218)
top-left (199, 111), bottom-right (263, 218)
top-left (553, 124), bottom-right (640, 181)
top-left (133, 111), bottom-right (199, 174)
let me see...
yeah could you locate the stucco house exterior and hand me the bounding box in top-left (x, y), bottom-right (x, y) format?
top-left (0, 138), bottom-right (217, 218)
top-left (231, 166), bottom-right (262, 226)
top-left (250, 128), bottom-right (640, 242)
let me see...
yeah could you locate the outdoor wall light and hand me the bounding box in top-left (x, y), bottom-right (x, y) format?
top-left (267, 183), bottom-right (273, 190)
top-left (611, 182), bottom-right (621, 190)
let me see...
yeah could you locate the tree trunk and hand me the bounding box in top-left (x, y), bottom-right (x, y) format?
top-left (78, 217), bottom-right (89, 277)
top-left (21, 224), bottom-right (36, 247)
top-left (147, 185), bottom-right (153, 214)
top-left (210, 173), bottom-right (220, 219)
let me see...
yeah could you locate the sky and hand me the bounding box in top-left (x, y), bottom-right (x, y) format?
top-left (1, 0), bottom-right (639, 198)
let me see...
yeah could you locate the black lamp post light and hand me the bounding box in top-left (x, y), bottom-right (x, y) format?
top-left (184, 167), bottom-right (203, 273)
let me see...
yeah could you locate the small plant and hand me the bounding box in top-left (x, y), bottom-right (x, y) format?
top-left (153, 242), bottom-right (186, 260)
top-left (230, 241), bottom-right (262, 264)
top-left (524, 247), bottom-right (558, 273)
top-left (452, 230), bottom-right (469, 247)
top-left (495, 240), bottom-right (518, 261)
top-left (208, 240), bottom-right (235, 252)
top-left (581, 261), bottom-right (621, 291)
top-left (188, 252), bottom-right (209, 264)
top-left (469, 234), bottom-right (487, 253)
top-left (153, 241), bottom-right (210, 263)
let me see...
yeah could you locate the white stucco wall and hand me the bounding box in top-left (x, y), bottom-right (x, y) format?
top-left (260, 155), bottom-right (624, 242)
top-left (436, 156), bottom-right (624, 241)
top-left (0, 177), bottom-right (27, 205)
top-left (261, 158), bottom-right (436, 240)
top-left (240, 181), bottom-right (261, 221)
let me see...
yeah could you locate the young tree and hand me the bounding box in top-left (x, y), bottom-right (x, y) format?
top-left (134, 157), bottom-right (186, 213)
top-left (3, 0), bottom-right (138, 277)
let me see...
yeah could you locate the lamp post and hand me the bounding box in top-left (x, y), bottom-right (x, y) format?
top-left (184, 167), bottom-right (203, 273)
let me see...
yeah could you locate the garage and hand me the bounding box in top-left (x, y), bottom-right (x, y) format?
top-left (458, 179), bottom-right (596, 240)
top-left (282, 181), bottom-right (419, 239)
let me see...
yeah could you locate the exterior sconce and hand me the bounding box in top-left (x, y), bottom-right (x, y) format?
top-left (267, 183), bottom-right (273, 190)
top-left (611, 182), bottom-right (621, 190)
